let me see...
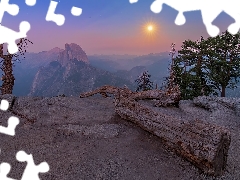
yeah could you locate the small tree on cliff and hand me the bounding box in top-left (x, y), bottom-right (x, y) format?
top-left (171, 31), bottom-right (240, 99)
top-left (171, 38), bottom-right (217, 99)
top-left (161, 43), bottom-right (178, 90)
top-left (0, 38), bottom-right (33, 95)
top-left (135, 71), bottom-right (154, 92)
top-left (204, 31), bottom-right (240, 97)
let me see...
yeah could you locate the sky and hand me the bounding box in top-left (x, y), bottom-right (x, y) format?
top-left (2, 0), bottom-right (236, 55)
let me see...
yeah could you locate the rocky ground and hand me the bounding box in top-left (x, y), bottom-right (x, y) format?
top-left (0, 94), bottom-right (239, 180)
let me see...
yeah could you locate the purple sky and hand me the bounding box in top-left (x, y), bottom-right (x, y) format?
top-left (3, 0), bottom-right (235, 55)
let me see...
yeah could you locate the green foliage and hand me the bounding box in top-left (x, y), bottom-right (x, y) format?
top-left (171, 31), bottom-right (240, 99)
top-left (203, 31), bottom-right (240, 96)
top-left (135, 71), bottom-right (153, 92)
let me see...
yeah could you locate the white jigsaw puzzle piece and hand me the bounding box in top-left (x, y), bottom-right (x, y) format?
top-left (16, 151), bottom-right (50, 180)
top-left (71, 6), bottom-right (82, 17)
top-left (46, 0), bottom-right (65, 26)
top-left (0, 99), bottom-right (19, 136)
top-left (0, 0), bottom-right (19, 23)
top-left (0, 162), bottom-right (16, 180)
top-left (0, 99), bottom-right (9, 111)
top-left (0, 21), bottom-right (30, 54)
top-left (129, 0), bottom-right (138, 3)
top-left (0, 116), bottom-right (19, 136)
top-left (130, 0), bottom-right (240, 37)
top-left (0, 0), bottom-right (32, 54)
top-left (25, 0), bottom-right (37, 6)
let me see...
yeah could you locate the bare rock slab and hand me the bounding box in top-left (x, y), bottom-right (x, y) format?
top-left (115, 98), bottom-right (231, 176)
top-left (193, 96), bottom-right (240, 117)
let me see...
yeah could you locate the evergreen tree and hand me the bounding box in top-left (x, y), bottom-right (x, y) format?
top-left (135, 71), bottom-right (153, 92)
top-left (204, 31), bottom-right (240, 97)
top-left (171, 31), bottom-right (240, 99)
top-left (172, 38), bottom-right (217, 99)
top-left (161, 43), bottom-right (177, 91)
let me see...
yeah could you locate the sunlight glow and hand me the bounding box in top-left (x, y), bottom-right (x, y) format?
top-left (139, 18), bottom-right (160, 44)
top-left (148, 25), bottom-right (153, 31)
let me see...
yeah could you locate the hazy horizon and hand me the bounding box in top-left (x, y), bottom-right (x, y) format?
top-left (4, 0), bottom-right (235, 56)
top-left (26, 45), bottom-right (170, 56)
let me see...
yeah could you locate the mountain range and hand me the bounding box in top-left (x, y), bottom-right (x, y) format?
top-left (0, 43), bottom-right (239, 97)
top-left (8, 43), bottom-right (172, 97)
top-left (13, 43), bottom-right (137, 97)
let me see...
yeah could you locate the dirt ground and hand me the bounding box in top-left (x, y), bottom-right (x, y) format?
top-left (0, 95), bottom-right (239, 180)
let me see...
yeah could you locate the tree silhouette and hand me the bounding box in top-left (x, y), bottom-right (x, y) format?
top-left (135, 71), bottom-right (153, 92)
top-left (161, 43), bottom-right (177, 91)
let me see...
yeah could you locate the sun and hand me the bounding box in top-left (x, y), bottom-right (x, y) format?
top-left (143, 22), bottom-right (157, 36)
top-left (148, 25), bottom-right (153, 31)
top-left (138, 18), bottom-right (159, 42)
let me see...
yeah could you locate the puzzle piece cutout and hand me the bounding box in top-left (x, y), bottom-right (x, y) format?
top-left (0, 162), bottom-right (16, 180)
top-left (46, 0), bottom-right (65, 26)
top-left (0, 99), bottom-right (19, 136)
top-left (25, 0), bottom-right (37, 6)
top-left (0, 0), bottom-right (36, 54)
top-left (130, 0), bottom-right (240, 37)
top-left (0, 99), bottom-right (9, 111)
top-left (0, 22), bottom-right (30, 54)
top-left (0, 151), bottom-right (49, 180)
top-left (71, 6), bottom-right (82, 17)
top-left (0, 0), bottom-right (36, 22)
top-left (0, 0), bottom-right (19, 23)
top-left (46, 0), bottom-right (82, 26)
top-left (0, 116), bottom-right (19, 136)
top-left (16, 151), bottom-right (50, 180)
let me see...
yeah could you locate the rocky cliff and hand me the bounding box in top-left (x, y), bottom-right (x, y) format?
top-left (58, 43), bottom-right (89, 66)
top-left (10, 47), bottom-right (64, 96)
top-left (29, 59), bottom-right (135, 97)
top-left (28, 43), bottom-right (135, 97)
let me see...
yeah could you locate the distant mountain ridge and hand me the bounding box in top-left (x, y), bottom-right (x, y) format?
top-left (28, 43), bottom-right (135, 97)
top-left (88, 52), bottom-right (171, 71)
top-left (9, 45), bottom-right (173, 96)
top-left (0, 43), bottom-right (238, 97)
top-left (29, 59), bottom-right (135, 97)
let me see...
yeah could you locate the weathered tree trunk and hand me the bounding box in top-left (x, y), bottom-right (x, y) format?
top-left (1, 54), bottom-right (14, 95)
top-left (80, 85), bottom-right (180, 107)
top-left (80, 85), bottom-right (134, 99)
top-left (221, 86), bottom-right (226, 97)
top-left (0, 43), bottom-right (14, 95)
top-left (115, 98), bottom-right (231, 176)
top-left (0, 39), bottom-right (32, 95)
top-left (80, 85), bottom-right (231, 176)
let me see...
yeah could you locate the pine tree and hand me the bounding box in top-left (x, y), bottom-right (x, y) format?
top-left (161, 43), bottom-right (177, 90)
top-left (204, 31), bottom-right (240, 97)
top-left (135, 71), bottom-right (153, 92)
top-left (171, 31), bottom-right (240, 99)
top-left (171, 38), bottom-right (217, 99)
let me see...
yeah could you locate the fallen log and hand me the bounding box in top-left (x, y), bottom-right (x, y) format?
top-left (80, 85), bottom-right (231, 176)
top-left (80, 85), bottom-right (134, 99)
top-left (80, 85), bottom-right (180, 107)
top-left (115, 98), bottom-right (231, 176)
